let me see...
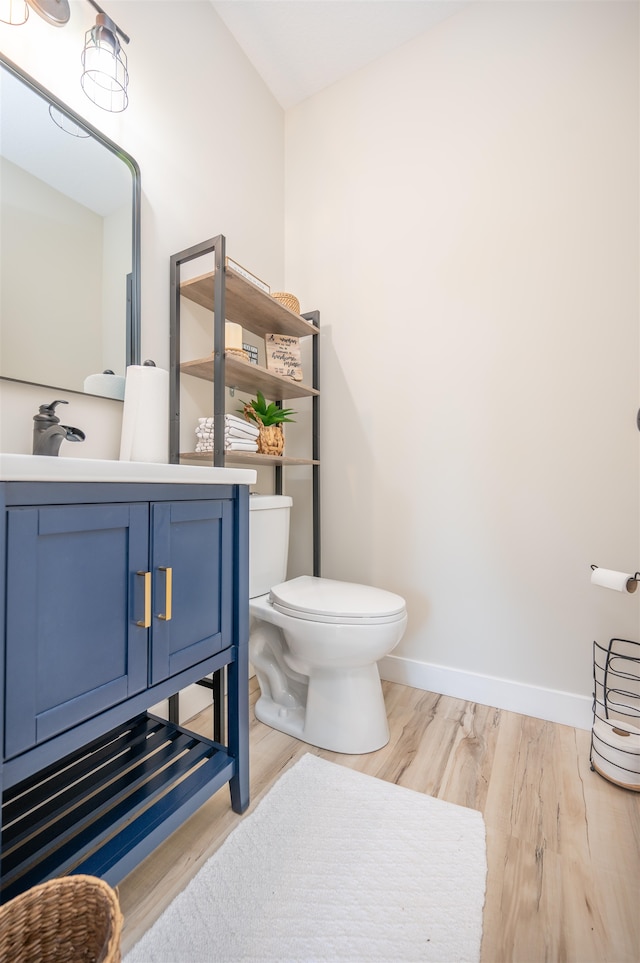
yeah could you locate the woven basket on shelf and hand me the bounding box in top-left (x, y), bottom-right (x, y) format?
top-left (0, 875), bottom-right (123, 963)
top-left (272, 292), bottom-right (300, 314)
top-left (225, 346), bottom-right (249, 362)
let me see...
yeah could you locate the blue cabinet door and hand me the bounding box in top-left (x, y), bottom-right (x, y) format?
top-left (4, 503), bottom-right (149, 758)
top-left (149, 498), bottom-right (233, 684)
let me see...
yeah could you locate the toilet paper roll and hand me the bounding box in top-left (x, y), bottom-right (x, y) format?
top-left (590, 568), bottom-right (638, 593)
top-left (592, 716), bottom-right (640, 787)
top-left (119, 364), bottom-right (169, 463)
top-left (83, 371), bottom-right (126, 401)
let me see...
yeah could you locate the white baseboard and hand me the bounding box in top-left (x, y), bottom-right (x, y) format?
top-left (379, 654), bottom-right (593, 731)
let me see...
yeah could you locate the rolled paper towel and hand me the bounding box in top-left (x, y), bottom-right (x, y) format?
top-left (225, 321), bottom-right (243, 350)
top-left (83, 370), bottom-right (126, 401)
top-left (119, 364), bottom-right (169, 463)
top-left (590, 567), bottom-right (638, 593)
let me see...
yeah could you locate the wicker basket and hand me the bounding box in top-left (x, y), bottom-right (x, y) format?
top-left (257, 423), bottom-right (284, 456)
top-left (225, 346), bottom-right (249, 362)
top-left (242, 407), bottom-right (284, 456)
top-left (272, 292), bottom-right (300, 314)
top-left (0, 875), bottom-right (123, 963)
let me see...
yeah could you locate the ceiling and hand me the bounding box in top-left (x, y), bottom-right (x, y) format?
top-left (210, 1), bottom-right (468, 109)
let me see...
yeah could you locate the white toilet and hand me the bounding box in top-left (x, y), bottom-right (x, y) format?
top-left (249, 494), bottom-right (407, 754)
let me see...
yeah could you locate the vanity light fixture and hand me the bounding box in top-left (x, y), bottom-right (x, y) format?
top-left (0, 0), bottom-right (29, 25)
top-left (81, 0), bottom-right (129, 113)
top-left (2, 0), bottom-right (70, 27)
top-left (27, 0), bottom-right (70, 26)
top-left (0, 0), bottom-right (129, 113)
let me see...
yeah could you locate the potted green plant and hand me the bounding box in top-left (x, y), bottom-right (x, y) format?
top-left (239, 391), bottom-right (296, 455)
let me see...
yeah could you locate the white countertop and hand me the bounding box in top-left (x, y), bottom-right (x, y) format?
top-left (0, 453), bottom-right (257, 485)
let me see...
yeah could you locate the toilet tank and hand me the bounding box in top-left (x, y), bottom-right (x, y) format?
top-left (249, 494), bottom-right (292, 598)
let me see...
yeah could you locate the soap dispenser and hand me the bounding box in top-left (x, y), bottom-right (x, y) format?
top-left (32, 400), bottom-right (86, 456)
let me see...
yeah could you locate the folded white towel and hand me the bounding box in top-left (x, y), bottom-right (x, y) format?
top-left (226, 413), bottom-right (254, 430)
top-left (196, 440), bottom-right (258, 452)
top-left (225, 427), bottom-right (259, 441)
top-left (197, 414), bottom-right (259, 436)
top-left (196, 440), bottom-right (259, 449)
top-left (197, 430), bottom-right (257, 442)
top-left (226, 440), bottom-right (258, 451)
top-left (227, 414), bottom-right (260, 436)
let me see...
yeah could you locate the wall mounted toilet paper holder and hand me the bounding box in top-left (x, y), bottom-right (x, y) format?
top-left (591, 565), bottom-right (640, 582)
top-left (591, 565), bottom-right (640, 594)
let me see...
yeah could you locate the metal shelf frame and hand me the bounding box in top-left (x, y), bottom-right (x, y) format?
top-left (169, 236), bottom-right (321, 728)
top-left (169, 234), bottom-right (321, 577)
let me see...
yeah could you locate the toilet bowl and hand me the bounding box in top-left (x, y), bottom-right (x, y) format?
top-left (249, 496), bottom-right (407, 754)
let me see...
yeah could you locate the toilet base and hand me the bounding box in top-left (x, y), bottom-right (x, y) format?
top-left (254, 663), bottom-right (390, 755)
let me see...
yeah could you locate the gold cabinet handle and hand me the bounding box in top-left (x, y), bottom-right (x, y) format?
top-left (158, 566), bottom-right (173, 621)
top-left (136, 571), bottom-right (151, 627)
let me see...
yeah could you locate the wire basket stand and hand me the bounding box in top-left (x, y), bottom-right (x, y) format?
top-left (591, 637), bottom-right (640, 791)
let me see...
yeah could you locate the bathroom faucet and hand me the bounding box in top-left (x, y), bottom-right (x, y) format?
top-left (32, 400), bottom-right (86, 456)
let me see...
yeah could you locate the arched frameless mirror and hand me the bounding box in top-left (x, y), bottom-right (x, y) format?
top-left (0, 52), bottom-right (140, 396)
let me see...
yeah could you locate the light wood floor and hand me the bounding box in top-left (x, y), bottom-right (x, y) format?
top-left (119, 678), bottom-right (640, 962)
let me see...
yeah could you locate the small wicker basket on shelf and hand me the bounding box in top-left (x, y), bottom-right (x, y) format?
top-left (272, 292), bottom-right (300, 315)
top-left (0, 874), bottom-right (123, 963)
top-left (225, 347), bottom-right (249, 362)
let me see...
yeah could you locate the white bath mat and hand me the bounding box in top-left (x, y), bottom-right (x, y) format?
top-left (125, 753), bottom-right (487, 963)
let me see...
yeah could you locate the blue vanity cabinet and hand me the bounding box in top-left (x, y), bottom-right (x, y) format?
top-left (0, 479), bottom-right (250, 904)
top-left (4, 501), bottom-right (150, 759)
top-left (4, 497), bottom-right (234, 758)
top-left (149, 498), bottom-right (233, 685)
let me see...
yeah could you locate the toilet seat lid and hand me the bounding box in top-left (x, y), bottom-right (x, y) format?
top-left (269, 575), bottom-right (406, 623)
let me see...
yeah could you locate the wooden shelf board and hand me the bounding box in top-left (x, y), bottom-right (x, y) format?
top-left (181, 353), bottom-right (319, 401)
top-left (180, 267), bottom-right (319, 340)
top-left (180, 452), bottom-right (319, 468)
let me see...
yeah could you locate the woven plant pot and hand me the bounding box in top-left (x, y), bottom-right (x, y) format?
top-left (0, 874), bottom-right (123, 963)
top-left (242, 405), bottom-right (285, 456)
top-left (258, 423), bottom-right (284, 456)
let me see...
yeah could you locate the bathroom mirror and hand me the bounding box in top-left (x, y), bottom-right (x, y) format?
top-left (0, 53), bottom-right (140, 396)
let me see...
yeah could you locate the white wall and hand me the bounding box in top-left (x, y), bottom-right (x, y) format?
top-left (0, 0), bottom-right (285, 456)
top-left (285, 0), bottom-right (640, 726)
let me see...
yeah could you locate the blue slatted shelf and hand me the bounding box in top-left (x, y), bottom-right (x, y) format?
top-left (1, 712), bottom-right (235, 903)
